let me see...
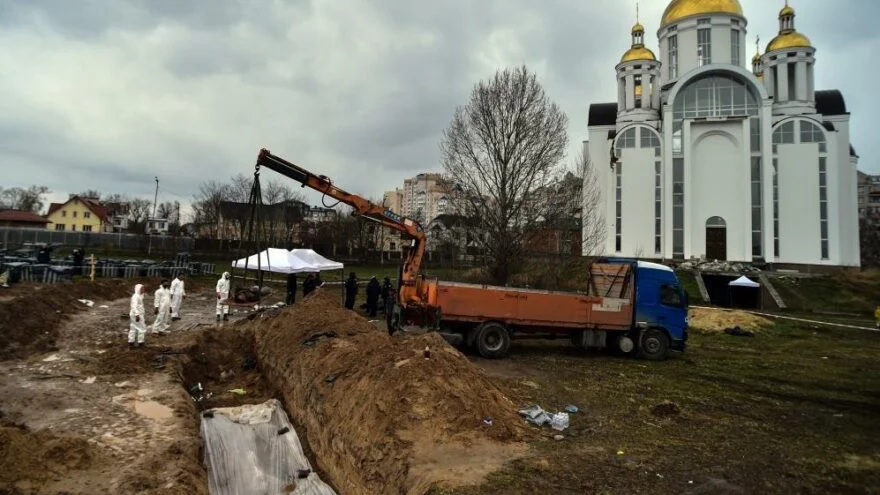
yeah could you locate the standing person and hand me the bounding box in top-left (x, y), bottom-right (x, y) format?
top-left (170, 273), bottom-right (186, 320)
top-left (366, 276), bottom-right (381, 317)
top-left (286, 273), bottom-right (298, 305)
top-left (344, 272), bottom-right (358, 310)
top-left (128, 284), bottom-right (146, 348)
top-left (302, 273), bottom-right (316, 297)
top-left (315, 272), bottom-right (324, 289)
top-left (216, 271), bottom-right (231, 321)
top-left (152, 280), bottom-right (171, 335)
top-left (380, 276), bottom-right (393, 314)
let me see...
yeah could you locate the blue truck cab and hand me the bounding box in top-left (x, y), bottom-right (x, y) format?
top-left (601, 258), bottom-right (690, 359)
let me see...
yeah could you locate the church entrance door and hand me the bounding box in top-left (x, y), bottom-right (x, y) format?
top-left (705, 216), bottom-right (727, 261)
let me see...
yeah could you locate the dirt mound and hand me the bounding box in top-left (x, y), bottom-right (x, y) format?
top-left (0, 277), bottom-right (214, 361)
top-left (688, 307), bottom-right (774, 333)
top-left (0, 418), bottom-right (105, 493)
top-left (248, 289), bottom-right (527, 495)
top-left (0, 280), bottom-right (136, 360)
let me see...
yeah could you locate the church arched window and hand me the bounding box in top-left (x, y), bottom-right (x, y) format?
top-left (613, 126), bottom-right (662, 255)
top-left (772, 119), bottom-right (828, 259)
top-left (673, 73), bottom-right (760, 119)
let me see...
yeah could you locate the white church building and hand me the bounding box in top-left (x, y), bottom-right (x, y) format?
top-left (585, 0), bottom-right (860, 267)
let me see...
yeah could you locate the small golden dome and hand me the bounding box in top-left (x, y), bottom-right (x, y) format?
top-left (661, 0), bottom-right (744, 27)
top-left (632, 22), bottom-right (645, 34)
top-left (779, 4), bottom-right (795, 17)
top-left (766, 31), bottom-right (811, 52)
top-left (621, 46), bottom-right (657, 63)
top-left (752, 51), bottom-right (762, 63)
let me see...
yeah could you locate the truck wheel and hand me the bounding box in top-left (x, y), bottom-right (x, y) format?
top-left (475, 323), bottom-right (511, 359)
top-left (639, 328), bottom-right (669, 361)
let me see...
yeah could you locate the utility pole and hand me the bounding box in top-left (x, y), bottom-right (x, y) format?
top-left (148, 177), bottom-right (158, 256)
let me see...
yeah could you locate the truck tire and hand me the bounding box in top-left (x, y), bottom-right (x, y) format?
top-left (638, 328), bottom-right (669, 361)
top-left (475, 323), bottom-right (511, 359)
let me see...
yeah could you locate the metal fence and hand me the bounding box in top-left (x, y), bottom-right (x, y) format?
top-left (0, 227), bottom-right (194, 252)
top-left (1, 259), bottom-right (216, 286)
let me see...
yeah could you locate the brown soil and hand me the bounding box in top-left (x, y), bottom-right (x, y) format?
top-left (0, 278), bottom-right (211, 360)
top-left (248, 288), bottom-right (528, 495)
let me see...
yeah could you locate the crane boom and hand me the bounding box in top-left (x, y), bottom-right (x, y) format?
top-left (254, 149), bottom-right (430, 316)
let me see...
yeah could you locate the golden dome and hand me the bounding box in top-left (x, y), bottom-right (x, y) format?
top-left (779, 4), bottom-right (795, 17)
top-left (766, 31), bottom-right (811, 52)
top-left (632, 22), bottom-right (645, 34)
top-left (661, 0), bottom-right (744, 27)
top-left (621, 46), bottom-right (657, 63)
top-left (752, 51), bottom-right (762, 63)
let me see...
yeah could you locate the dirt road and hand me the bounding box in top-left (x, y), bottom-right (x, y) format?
top-left (0, 287), bottom-right (226, 494)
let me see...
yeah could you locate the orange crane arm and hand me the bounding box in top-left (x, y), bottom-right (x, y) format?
top-left (254, 149), bottom-right (428, 303)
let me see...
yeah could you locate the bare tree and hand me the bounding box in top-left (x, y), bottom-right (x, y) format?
top-left (126, 198), bottom-right (152, 232)
top-left (192, 180), bottom-right (230, 238)
top-left (577, 149), bottom-right (606, 257)
top-left (76, 189), bottom-right (102, 199)
top-left (440, 65), bottom-right (569, 284)
top-left (0, 185), bottom-right (51, 213)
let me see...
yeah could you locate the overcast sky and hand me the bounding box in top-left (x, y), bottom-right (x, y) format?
top-left (0, 0), bottom-right (875, 219)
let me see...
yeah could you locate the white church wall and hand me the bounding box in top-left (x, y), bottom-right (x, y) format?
top-left (687, 121), bottom-right (748, 261)
top-left (586, 129), bottom-right (615, 255)
top-left (831, 118), bottom-right (860, 266)
top-left (620, 147), bottom-right (656, 256)
top-left (777, 144), bottom-right (821, 264)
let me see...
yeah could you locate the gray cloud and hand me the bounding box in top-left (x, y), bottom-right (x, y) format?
top-left (0, 0), bottom-right (876, 220)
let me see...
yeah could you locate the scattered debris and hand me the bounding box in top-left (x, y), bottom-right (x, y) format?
top-left (553, 434), bottom-right (564, 441)
top-left (724, 326), bottom-right (756, 337)
top-left (651, 400), bottom-right (681, 417)
top-left (82, 376), bottom-right (96, 384)
top-left (550, 412), bottom-right (570, 431)
top-left (678, 260), bottom-right (762, 274)
top-left (565, 405), bottom-right (578, 414)
top-left (77, 299), bottom-right (95, 307)
top-left (227, 388), bottom-right (247, 396)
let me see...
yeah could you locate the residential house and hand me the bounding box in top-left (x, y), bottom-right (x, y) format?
top-left (104, 202), bottom-right (131, 233)
top-left (857, 171), bottom-right (880, 220)
top-left (0, 210), bottom-right (50, 229)
top-left (45, 196), bottom-right (111, 233)
top-left (145, 217), bottom-right (170, 235)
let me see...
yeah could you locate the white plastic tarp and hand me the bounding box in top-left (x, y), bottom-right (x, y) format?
top-left (201, 399), bottom-right (336, 495)
top-left (231, 248), bottom-right (310, 274)
top-left (289, 249), bottom-right (343, 272)
top-left (729, 276), bottom-right (760, 288)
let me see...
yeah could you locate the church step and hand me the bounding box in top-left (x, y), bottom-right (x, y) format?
top-left (694, 270), bottom-right (711, 303)
top-left (759, 274), bottom-right (788, 309)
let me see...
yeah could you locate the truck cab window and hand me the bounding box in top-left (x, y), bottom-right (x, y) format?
top-left (660, 284), bottom-right (682, 307)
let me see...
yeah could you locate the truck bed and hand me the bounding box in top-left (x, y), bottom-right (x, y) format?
top-left (432, 277), bottom-right (633, 331)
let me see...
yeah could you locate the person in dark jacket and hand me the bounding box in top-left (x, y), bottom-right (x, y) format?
top-left (286, 273), bottom-right (297, 305)
top-left (315, 273), bottom-right (324, 289)
top-left (302, 273), bottom-right (316, 297)
top-left (344, 272), bottom-right (358, 310)
top-left (366, 276), bottom-right (381, 317)
top-left (380, 277), bottom-right (393, 313)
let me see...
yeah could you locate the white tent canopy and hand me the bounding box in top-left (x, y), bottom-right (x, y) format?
top-left (290, 249), bottom-right (343, 271)
top-left (729, 276), bottom-right (760, 288)
top-left (232, 248), bottom-right (342, 274)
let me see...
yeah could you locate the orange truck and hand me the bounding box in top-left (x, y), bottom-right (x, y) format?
top-left (255, 150), bottom-right (689, 360)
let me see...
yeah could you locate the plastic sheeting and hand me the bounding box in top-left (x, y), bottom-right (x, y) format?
top-left (201, 399), bottom-right (336, 495)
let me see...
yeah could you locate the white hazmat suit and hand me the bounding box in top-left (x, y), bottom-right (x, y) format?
top-left (128, 284), bottom-right (146, 346)
top-left (170, 276), bottom-right (186, 319)
top-left (216, 272), bottom-right (231, 320)
top-left (152, 285), bottom-right (171, 334)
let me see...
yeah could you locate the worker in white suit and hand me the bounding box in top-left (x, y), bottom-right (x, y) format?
top-left (128, 283), bottom-right (146, 348)
top-left (216, 272), bottom-right (231, 321)
top-left (152, 280), bottom-right (171, 334)
top-left (170, 273), bottom-right (186, 320)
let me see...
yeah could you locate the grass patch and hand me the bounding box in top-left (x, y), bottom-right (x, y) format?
top-left (440, 319), bottom-right (880, 494)
top-left (773, 271), bottom-right (880, 316)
